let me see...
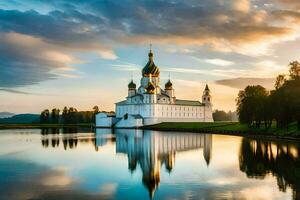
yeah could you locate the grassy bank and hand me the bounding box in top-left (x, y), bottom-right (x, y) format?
top-left (0, 123), bottom-right (94, 129)
top-left (143, 122), bottom-right (300, 140)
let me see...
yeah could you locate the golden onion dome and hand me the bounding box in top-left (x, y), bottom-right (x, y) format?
top-left (165, 80), bottom-right (173, 90)
top-left (128, 80), bottom-right (136, 89)
top-left (142, 50), bottom-right (160, 77)
top-left (146, 81), bottom-right (155, 94)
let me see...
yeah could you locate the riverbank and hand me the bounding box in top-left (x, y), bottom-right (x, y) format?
top-left (0, 123), bottom-right (94, 129)
top-left (143, 122), bottom-right (300, 141)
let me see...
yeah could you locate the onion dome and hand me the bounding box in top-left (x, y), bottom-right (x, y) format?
top-left (146, 81), bottom-right (155, 94)
top-left (128, 80), bottom-right (136, 89)
top-left (165, 80), bottom-right (173, 90)
top-left (142, 50), bottom-right (160, 77)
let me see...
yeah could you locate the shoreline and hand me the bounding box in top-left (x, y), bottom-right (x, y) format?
top-left (142, 127), bottom-right (300, 142)
top-left (142, 123), bottom-right (300, 142)
top-left (1, 122), bottom-right (300, 142)
top-left (0, 123), bottom-right (94, 129)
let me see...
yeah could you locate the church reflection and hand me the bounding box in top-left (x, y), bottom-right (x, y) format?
top-left (239, 138), bottom-right (300, 200)
top-left (97, 129), bottom-right (212, 198)
top-left (40, 128), bottom-right (212, 198)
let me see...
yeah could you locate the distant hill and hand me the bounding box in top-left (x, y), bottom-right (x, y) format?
top-left (0, 112), bottom-right (15, 118)
top-left (0, 114), bottom-right (39, 124)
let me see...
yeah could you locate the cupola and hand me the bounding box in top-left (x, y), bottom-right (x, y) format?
top-left (142, 49), bottom-right (160, 77)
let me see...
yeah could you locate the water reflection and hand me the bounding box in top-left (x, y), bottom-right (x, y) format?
top-left (41, 128), bottom-right (97, 150)
top-left (40, 128), bottom-right (212, 198)
top-left (34, 128), bottom-right (300, 199)
top-left (239, 138), bottom-right (300, 200)
top-left (112, 129), bottom-right (212, 198)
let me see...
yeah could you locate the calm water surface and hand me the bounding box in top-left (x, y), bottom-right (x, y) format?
top-left (0, 128), bottom-right (299, 200)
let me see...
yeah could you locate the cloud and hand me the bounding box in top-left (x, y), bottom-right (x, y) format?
top-left (232, 0), bottom-right (250, 13)
top-left (0, 88), bottom-right (36, 95)
top-left (204, 59), bottom-right (234, 66)
top-left (215, 77), bottom-right (276, 89)
top-left (165, 48), bottom-right (195, 54)
top-left (98, 50), bottom-right (118, 60)
top-left (0, 32), bottom-right (79, 87)
top-left (277, 0), bottom-right (300, 9)
top-left (0, 0), bottom-right (299, 89)
top-left (273, 10), bottom-right (300, 24)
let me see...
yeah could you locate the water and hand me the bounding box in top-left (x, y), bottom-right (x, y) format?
top-left (0, 128), bottom-right (299, 200)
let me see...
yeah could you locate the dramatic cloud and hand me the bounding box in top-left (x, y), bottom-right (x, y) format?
top-left (0, 32), bottom-right (76, 87)
top-left (0, 0), bottom-right (299, 89)
top-left (215, 78), bottom-right (276, 89)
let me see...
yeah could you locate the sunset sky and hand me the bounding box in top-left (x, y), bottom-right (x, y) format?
top-left (1, 0), bottom-right (300, 113)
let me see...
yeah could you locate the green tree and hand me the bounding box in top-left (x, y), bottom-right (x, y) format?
top-left (275, 74), bottom-right (286, 89)
top-left (289, 61), bottom-right (300, 80)
top-left (62, 106), bottom-right (68, 124)
top-left (92, 105), bottom-right (100, 122)
top-left (236, 85), bottom-right (269, 128)
top-left (213, 110), bottom-right (232, 121)
top-left (40, 109), bottom-right (50, 123)
top-left (51, 108), bottom-right (60, 123)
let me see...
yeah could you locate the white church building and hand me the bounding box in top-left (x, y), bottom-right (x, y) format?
top-left (96, 49), bottom-right (213, 128)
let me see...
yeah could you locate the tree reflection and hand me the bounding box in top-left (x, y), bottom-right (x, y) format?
top-left (40, 128), bottom-right (97, 151)
top-left (239, 138), bottom-right (300, 200)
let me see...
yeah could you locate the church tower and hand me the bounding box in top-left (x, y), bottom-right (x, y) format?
top-left (165, 79), bottom-right (175, 104)
top-left (202, 84), bottom-right (212, 107)
top-left (139, 48), bottom-right (161, 94)
top-left (128, 80), bottom-right (136, 97)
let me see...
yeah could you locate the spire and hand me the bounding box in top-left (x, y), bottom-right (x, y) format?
top-left (148, 44), bottom-right (153, 61)
top-left (205, 84), bottom-right (209, 91)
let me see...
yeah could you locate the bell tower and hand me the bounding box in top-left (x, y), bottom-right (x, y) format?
top-left (202, 84), bottom-right (212, 107)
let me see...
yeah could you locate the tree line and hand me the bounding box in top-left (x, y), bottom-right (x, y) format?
top-left (40, 106), bottom-right (101, 124)
top-left (213, 110), bottom-right (238, 121)
top-left (237, 61), bottom-right (300, 130)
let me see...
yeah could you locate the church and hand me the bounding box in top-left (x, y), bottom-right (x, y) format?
top-left (96, 49), bottom-right (213, 128)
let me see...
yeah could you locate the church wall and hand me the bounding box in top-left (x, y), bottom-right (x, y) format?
top-left (116, 103), bottom-right (213, 123)
top-left (96, 114), bottom-right (114, 127)
top-left (114, 116), bottom-right (143, 128)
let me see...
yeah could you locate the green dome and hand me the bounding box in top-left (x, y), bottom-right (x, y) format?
top-left (142, 50), bottom-right (160, 77)
top-left (128, 80), bottom-right (136, 89)
top-left (165, 80), bottom-right (173, 89)
top-left (146, 82), bottom-right (155, 94)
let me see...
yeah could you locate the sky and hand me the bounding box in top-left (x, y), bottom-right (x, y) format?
top-left (1, 0), bottom-right (300, 113)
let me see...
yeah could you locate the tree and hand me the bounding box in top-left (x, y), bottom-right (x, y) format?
top-left (236, 85), bottom-right (269, 128)
top-left (92, 105), bottom-right (100, 122)
top-left (51, 108), bottom-right (60, 123)
top-left (213, 110), bottom-right (233, 121)
top-left (93, 105), bottom-right (99, 114)
top-left (289, 61), bottom-right (300, 80)
top-left (67, 107), bottom-right (78, 124)
top-left (275, 74), bottom-right (286, 89)
top-left (40, 109), bottom-right (50, 123)
top-left (62, 106), bottom-right (68, 124)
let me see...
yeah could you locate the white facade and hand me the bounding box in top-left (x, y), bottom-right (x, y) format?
top-left (96, 49), bottom-right (213, 128)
